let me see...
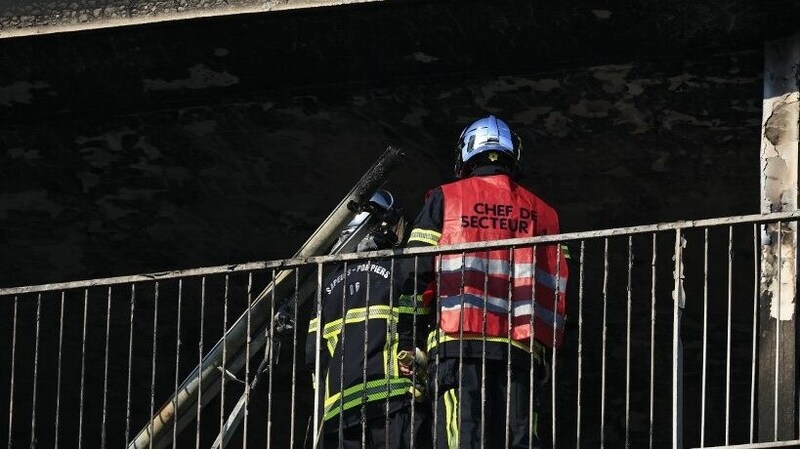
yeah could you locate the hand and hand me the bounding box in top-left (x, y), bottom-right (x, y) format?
top-left (397, 349), bottom-right (416, 376)
top-left (397, 348), bottom-right (427, 377)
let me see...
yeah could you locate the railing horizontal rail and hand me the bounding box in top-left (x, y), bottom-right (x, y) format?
top-left (694, 440), bottom-right (800, 449)
top-left (3, 210), bottom-right (799, 295)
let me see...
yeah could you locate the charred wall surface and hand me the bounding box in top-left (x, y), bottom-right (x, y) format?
top-left (2, 0), bottom-right (795, 286)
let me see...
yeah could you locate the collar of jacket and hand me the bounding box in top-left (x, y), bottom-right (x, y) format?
top-left (469, 164), bottom-right (511, 177)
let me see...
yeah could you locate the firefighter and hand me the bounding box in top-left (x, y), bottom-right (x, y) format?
top-left (401, 116), bottom-right (569, 449)
top-left (305, 190), bottom-right (430, 449)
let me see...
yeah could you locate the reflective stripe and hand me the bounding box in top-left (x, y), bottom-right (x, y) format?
top-left (439, 294), bottom-right (566, 329)
top-left (318, 305), bottom-right (396, 338)
top-left (397, 306), bottom-right (431, 315)
top-left (426, 329), bottom-right (544, 358)
top-left (322, 377), bottom-right (412, 421)
top-left (409, 228), bottom-right (442, 246)
top-left (439, 256), bottom-right (567, 291)
top-left (445, 388), bottom-right (459, 449)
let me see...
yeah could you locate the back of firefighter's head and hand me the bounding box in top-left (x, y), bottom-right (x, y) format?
top-left (338, 190), bottom-right (406, 252)
top-left (453, 115), bottom-right (522, 179)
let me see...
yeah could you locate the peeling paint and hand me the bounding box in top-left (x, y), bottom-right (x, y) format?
top-left (667, 73), bottom-right (697, 91)
top-left (7, 147), bottom-right (40, 160)
top-left (591, 9), bottom-right (612, 19)
top-left (568, 99), bottom-right (612, 118)
top-left (590, 65), bottom-right (632, 94)
top-left (0, 190), bottom-right (63, 219)
top-left (764, 97), bottom-right (800, 147)
top-left (143, 64), bottom-right (239, 91)
top-left (543, 111), bottom-right (571, 138)
top-left (408, 51), bottom-right (439, 63)
top-left (0, 81), bottom-right (49, 106)
top-left (512, 106), bottom-right (553, 124)
top-left (477, 77), bottom-right (561, 110)
top-left (400, 106), bottom-right (429, 126)
top-left (184, 120), bottom-right (218, 136)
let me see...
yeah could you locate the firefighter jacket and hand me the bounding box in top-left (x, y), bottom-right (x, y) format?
top-left (305, 259), bottom-right (430, 431)
top-left (402, 167), bottom-right (568, 366)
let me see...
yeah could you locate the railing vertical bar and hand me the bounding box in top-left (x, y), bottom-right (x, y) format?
top-left (196, 276), bottom-right (206, 449)
top-left (312, 262), bottom-right (324, 448)
top-left (7, 296), bottom-right (18, 449)
top-left (626, 236), bottom-right (633, 449)
top-left (290, 268), bottom-right (299, 449)
top-left (701, 229), bottom-right (709, 448)
top-left (476, 248), bottom-right (493, 446)
top-left (672, 229), bottom-right (682, 449)
top-left (220, 275), bottom-right (229, 438)
top-left (102, 287), bottom-right (113, 448)
top-left (362, 259), bottom-right (372, 449)
top-left (505, 247), bottom-right (515, 449)
top-left (601, 238), bottom-right (609, 449)
top-left (576, 241), bottom-right (584, 449)
top-left (149, 282), bottom-right (159, 449)
top-left (726, 226), bottom-right (734, 445)
top-left (339, 262), bottom-right (349, 449)
top-left (173, 280), bottom-right (183, 448)
top-left (267, 269), bottom-right (277, 449)
top-left (125, 284), bottom-right (136, 444)
top-left (243, 272), bottom-right (253, 449)
top-left (385, 258), bottom-right (396, 446)
top-left (411, 256), bottom-right (419, 449)
top-left (30, 293), bottom-right (41, 448)
top-left (750, 224), bottom-right (758, 443)
top-left (552, 244), bottom-right (562, 449)
top-left (458, 250), bottom-right (466, 449)
top-left (482, 248), bottom-right (489, 449)
top-left (774, 222), bottom-right (782, 441)
top-left (526, 245), bottom-right (537, 449)
top-left (55, 292), bottom-right (65, 449)
top-left (432, 256), bottom-right (442, 449)
top-left (79, 289), bottom-right (88, 449)
top-left (649, 234), bottom-right (657, 449)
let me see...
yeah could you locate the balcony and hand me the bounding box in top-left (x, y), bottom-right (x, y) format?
top-left (1, 211), bottom-right (797, 448)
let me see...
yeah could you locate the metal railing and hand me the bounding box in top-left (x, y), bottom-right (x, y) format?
top-left (1, 211), bottom-right (799, 448)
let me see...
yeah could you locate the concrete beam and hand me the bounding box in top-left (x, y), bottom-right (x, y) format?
top-left (0, 0), bottom-right (385, 38)
top-left (759, 33), bottom-right (799, 442)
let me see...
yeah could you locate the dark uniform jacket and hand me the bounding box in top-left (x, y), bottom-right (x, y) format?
top-left (305, 259), bottom-right (430, 431)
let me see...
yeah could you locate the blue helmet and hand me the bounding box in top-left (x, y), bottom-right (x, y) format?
top-left (454, 115), bottom-right (522, 178)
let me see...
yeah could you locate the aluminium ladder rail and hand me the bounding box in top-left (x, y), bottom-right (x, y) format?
top-left (127, 146), bottom-right (404, 449)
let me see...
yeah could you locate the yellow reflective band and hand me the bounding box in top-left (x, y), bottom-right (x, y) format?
top-left (409, 228), bottom-right (442, 246)
top-left (427, 329), bottom-right (543, 360)
top-left (322, 377), bottom-right (412, 421)
top-left (308, 318), bottom-right (319, 333)
top-left (397, 306), bottom-right (431, 315)
top-left (326, 334), bottom-right (338, 356)
top-left (311, 305), bottom-right (398, 339)
top-left (398, 294), bottom-right (430, 315)
top-left (445, 389), bottom-right (459, 449)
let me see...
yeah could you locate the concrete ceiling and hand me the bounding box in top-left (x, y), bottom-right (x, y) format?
top-left (1, 0), bottom-right (797, 124)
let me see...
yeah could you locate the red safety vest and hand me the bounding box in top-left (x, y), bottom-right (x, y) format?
top-left (437, 174), bottom-right (568, 348)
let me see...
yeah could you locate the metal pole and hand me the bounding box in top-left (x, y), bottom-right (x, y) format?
top-left (672, 230), bottom-right (685, 449)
